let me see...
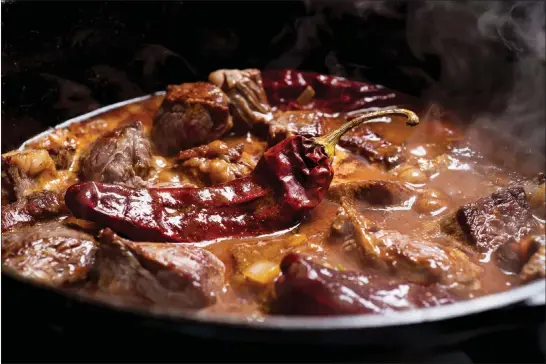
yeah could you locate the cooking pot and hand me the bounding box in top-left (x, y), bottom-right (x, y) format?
top-left (2, 2), bottom-right (544, 361)
top-left (3, 94), bottom-right (544, 348)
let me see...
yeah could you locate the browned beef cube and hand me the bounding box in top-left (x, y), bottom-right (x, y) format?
top-left (95, 229), bottom-right (226, 309)
top-left (495, 235), bottom-right (543, 273)
top-left (1, 149), bottom-right (57, 204)
top-left (79, 120), bottom-right (153, 187)
top-left (1, 190), bottom-right (68, 232)
top-left (209, 68), bottom-right (273, 135)
top-left (267, 110), bottom-right (328, 146)
top-left (2, 222), bottom-right (98, 285)
top-left (339, 128), bottom-right (404, 168)
top-left (519, 244), bottom-right (545, 282)
top-left (271, 253), bottom-right (456, 316)
top-left (454, 187), bottom-right (539, 252)
top-left (152, 82), bottom-right (232, 155)
top-left (327, 180), bottom-right (414, 206)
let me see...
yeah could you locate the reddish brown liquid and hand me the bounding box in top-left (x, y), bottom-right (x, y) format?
top-left (28, 94), bottom-right (542, 319)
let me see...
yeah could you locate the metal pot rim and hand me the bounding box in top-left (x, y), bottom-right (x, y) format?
top-left (12, 92), bottom-right (546, 331)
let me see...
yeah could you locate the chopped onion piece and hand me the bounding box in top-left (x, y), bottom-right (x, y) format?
top-left (287, 234), bottom-right (307, 247)
top-left (243, 261), bottom-right (280, 284)
top-left (296, 86), bottom-right (316, 105)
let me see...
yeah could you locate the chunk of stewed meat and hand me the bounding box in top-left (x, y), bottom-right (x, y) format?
top-left (339, 127), bottom-right (404, 169)
top-left (337, 202), bottom-right (481, 286)
top-left (271, 253), bottom-right (456, 316)
top-left (174, 140), bottom-right (256, 186)
top-left (494, 235), bottom-right (544, 273)
top-left (267, 110), bottom-right (329, 146)
top-left (1, 190), bottom-right (68, 232)
top-left (519, 244), bottom-right (545, 283)
top-left (328, 180), bottom-right (414, 240)
top-left (2, 149), bottom-right (57, 204)
top-left (209, 68), bottom-right (273, 135)
top-left (26, 128), bottom-right (77, 169)
top-left (443, 187), bottom-right (539, 252)
top-left (327, 180), bottom-right (414, 206)
top-left (79, 121), bottom-right (152, 187)
top-left (2, 222), bottom-right (98, 286)
top-left (95, 229), bottom-right (225, 309)
top-left (152, 82), bottom-right (232, 155)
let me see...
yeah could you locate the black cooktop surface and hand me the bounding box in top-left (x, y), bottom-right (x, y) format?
top-left (2, 274), bottom-right (545, 364)
top-left (2, 320), bottom-right (545, 363)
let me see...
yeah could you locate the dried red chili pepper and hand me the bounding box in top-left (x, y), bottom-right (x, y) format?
top-left (65, 109), bottom-right (419, 243)
top-left (261, 69), bottom-right (420, 113)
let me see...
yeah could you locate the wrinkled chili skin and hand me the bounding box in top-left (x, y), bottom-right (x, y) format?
top-left (65, 177), bottom-right (269, 242)
top-left (272, 253), bottom-right (456, 316)
top-left (253, 135), bottom-right (333, 219)
top-left (65, 135), bottom-right (333, 243)
top-left (261, 69), bottom-right (419, 113)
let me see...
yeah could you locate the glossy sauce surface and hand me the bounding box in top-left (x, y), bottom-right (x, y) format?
top-left (17, 71), bottom-right (545, 319)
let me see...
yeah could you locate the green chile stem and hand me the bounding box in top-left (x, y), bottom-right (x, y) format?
top-left (314, 108), bottom-right (420, 158)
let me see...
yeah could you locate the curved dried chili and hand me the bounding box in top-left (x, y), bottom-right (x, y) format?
top-left (65, 109), bottom-right (418, 243)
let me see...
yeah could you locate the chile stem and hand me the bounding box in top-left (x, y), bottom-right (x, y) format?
top-left (313, 108), bottom-right (420, 159)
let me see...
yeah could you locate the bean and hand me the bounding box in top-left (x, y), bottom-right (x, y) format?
top-left (528, 183), bottom-right (545, 208)
top-left (421, 188), bottom-right (447, 200)
top-left (398, 166), bottom-right (428, 185)
top-left (414, 189), bottom-right (448, 215)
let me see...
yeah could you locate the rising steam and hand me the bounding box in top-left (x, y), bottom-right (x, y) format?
top-left (304, 0), bottom-right (545, 171)
top-left (402, 1), bottom-right (545, 160)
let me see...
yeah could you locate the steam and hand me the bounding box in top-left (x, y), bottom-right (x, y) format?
top-left (266, 12), bottom-right (329, 69)
top-left (401, 0), bottom-right (545, 159)
top-left (301, 0), bottom-right (545, 171)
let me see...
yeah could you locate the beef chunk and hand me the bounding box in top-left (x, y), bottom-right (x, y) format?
top-left (267, 110), bottom-right (329, 146)
top-left (174, 140), bottom-right (257, 185)
top-left (152, 82), bottom-right (232, 155)
top-left (495, 235), bottom-right (543, 273)
top-left (2, 222), bottom-right (98, 285)
top-left (328, 180), bottom-right (414, 240)
top-left (361, 230), bottom-right (481, 286)
top-left (95, 229), bottom-right (225, 309)
top-left (79, 121), bottom-right (152, 187)
top-left (327, 180), bottom-right (414, 206)
top-left (336, 202), bottom-right (481, 286)
top-left (1, 190), bottom-right (68, 232)
top-left (338, 127), bottom-right (404, 168)
top-left (519, 244), bottom-right (545, 283)
top-left (2, 149), bottom-right (57, 204)
top-left (271, 253), bottom-right (456, 316)
top-left (447, 187), bottom-right (539, 252)
top-left (26, 128), bottom-right (77, 169)
top-left (209, 68), bottom-right (273, 135)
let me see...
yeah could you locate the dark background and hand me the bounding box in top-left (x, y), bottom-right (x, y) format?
top-left (1, 1), bottom-right (545, 363)
top-left (2, 0), bottom-right (443, 152)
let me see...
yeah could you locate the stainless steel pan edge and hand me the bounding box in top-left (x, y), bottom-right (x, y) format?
top-left (3, 267), bottom-right (544, 331)
top-left (6, 93), bottom-right (546, 336)
top-left (2, 269), bottom-right (544, 347)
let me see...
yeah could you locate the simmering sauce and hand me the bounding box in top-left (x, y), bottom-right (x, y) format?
top-left (3, 70), bottom-right (544, 319)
